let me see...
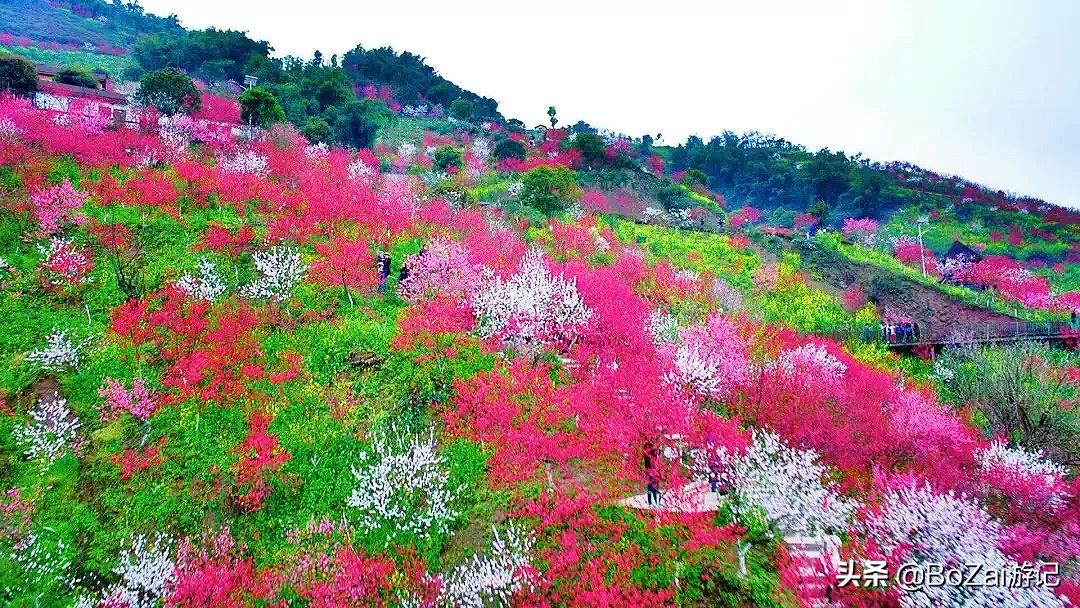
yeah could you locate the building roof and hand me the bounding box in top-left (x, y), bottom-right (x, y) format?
top-left (943, 240), bottom-right (982, 262)
top-left (36, 63), bottom-right (108, 81)
top-left (39, 80), bottom-right (128, 103)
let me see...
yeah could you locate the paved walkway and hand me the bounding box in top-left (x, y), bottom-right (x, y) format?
top-left (617, 480), bottom-right (722, 513)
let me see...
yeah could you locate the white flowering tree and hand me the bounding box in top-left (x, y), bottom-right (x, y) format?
top-left (711, 278), bottom-right (744, 313)
top-left (100, 534), bottom-right (177, 608)
top-left (217, 149), bottom-right (269, 175)
top-left (3, 529), bottom-right (72, 604)
top-left (240, 246), bottom-right (307, 302)
top-left (977, 440), bottom-right (1067, 481)
top-left (176, 258), bottom-right (227, 302)
top-left (14, 393), bottom-right (81, 466)
top-left (720, 429), bottom-right (855, 537)
top-left (472, 249), bottom-right (592, 351)
top-left (862, 484), bottom-right (1065, 608)
top-left (648, 309), bottom-right (679, 346)
top-left (347, 426), bottom-right (461, 546)
top-left (304, 142), bottom-right (329, 161)
top-left (27, 329), bottom-right (84, 371)
top-left (435, 523), bottom-right (535, 608)
top-left (348, 157), bottom-right (378, 180)
top-left (977, 440), bottom-right (1069, 510)
top-left (775, 344), bottom-right (847, 382)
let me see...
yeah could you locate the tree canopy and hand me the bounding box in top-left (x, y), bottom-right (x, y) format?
top-left (135, 67), bottom-right (200, 116)
top-left (238, 86), bottom-right (285, 128)
top-left (0, 55), bottom-right (38, 97)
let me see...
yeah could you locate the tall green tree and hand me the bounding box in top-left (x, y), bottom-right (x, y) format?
top-left (571, 132), bottom-right (606, 168)
top-left (433, 146), bottom-right (463, 172)
top-left (135, 67), bottom-right (200, 115)
top-left (301, 117), bottom-right (333, 144)
top-left (238, 86), bottom-right (285, 127)
top-left (519, 166), bottom-right (581, 216)
top-left (0, 55), bottom-right (38, 97)
top-left (449, 98), bottom-right (473, 121)
top-left (493, 138), bottom-right (526, 162)
top-left (330, 99), bottom-right (396, 149)
top-left (803, 148), bottom-right (851, 205)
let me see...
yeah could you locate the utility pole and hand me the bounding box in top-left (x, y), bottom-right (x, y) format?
top-left (917, 215), bottom-right (930, 278)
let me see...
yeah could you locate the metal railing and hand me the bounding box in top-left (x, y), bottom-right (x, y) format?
top-left (882, 320), bottom-right (1075, 347)
top-left (827, 320), bottom-right (1077, 347)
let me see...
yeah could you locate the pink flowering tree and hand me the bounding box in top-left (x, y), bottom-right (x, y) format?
top-left (841, 217), bottom-right (880, 247)
top-left (232, 411), bottom-right (290, 512)
top-left (793, 212), bottom-right (818, 233)
top-left (977, 440), bottom-right (1070, 520)
top-left (399, 238), bottom-right (493, 302)
top-left (38, 236), bottom-right (93, 288)
top-left (308, 237), bottom-right (377, 306)
top-left (98, 378), bottom-right (159, 422)
top-left (30, 180), bottom-right (86, 236)
top-left (663, 313), bottom-right (750, 402)
top-left (893, 236), bottom-right (939, 275)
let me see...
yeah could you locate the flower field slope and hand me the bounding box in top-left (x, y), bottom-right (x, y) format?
top-left (0, 62), bottom-right (1077, 608)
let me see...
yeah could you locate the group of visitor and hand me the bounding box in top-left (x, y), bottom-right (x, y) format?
top-left (374, 249), bottom-right (419, 294)
top-left (641, 434), bottom-right (727, 509)
top-left (376, 251), bottom-right (392, 293)
top-left (882, 321), bottom-right (921, 344)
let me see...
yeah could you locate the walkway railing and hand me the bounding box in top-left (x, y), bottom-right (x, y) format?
top-left (826, 320), bottom-right (1077, 348)
top-left (881, 320), bottom-right (1075, 348)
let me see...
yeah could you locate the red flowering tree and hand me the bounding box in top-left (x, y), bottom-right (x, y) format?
top-left (232, 411), bottom-right (291, 512)
top-left (308, 236), bottom-right (377, 305)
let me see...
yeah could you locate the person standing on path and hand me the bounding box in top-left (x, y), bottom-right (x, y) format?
top-left (643, 440), bottom-right (661, 507)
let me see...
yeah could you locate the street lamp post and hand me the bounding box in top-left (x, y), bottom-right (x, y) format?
top-left (917, 216), bottom-right (930, 278)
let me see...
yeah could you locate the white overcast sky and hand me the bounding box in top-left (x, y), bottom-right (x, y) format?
top-left (137, 0), bottom-right (1080, 208)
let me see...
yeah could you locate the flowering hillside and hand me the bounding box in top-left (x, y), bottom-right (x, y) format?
top-left (0, 83), bottom-right (1078, 608)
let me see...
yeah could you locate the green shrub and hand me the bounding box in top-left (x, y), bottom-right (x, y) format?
top-left (433, 145), bottom-right (463, 172)
top-left (493, 138), bottom-right (526, 162)
top-left (449, 98), bottom-right (473, 121)
top-left (238, 86), bottom-right (285, 127)
top-left (571, 132), bottom-right (606, 167)
top-left (330, 99), bottom-right (397, 149)
top-left (301, 117), bottom-right (332, 143)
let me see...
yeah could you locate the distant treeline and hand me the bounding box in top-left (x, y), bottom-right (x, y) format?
top-left (666, 131), bottom-right (1076, 229)
top-left (128, 26), bottom-right (501, 147)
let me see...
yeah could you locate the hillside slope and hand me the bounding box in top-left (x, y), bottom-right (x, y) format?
top-left (0, 9), bottom-right (1078, 607)
top-left (0, 89), bottom-right (1076, 606)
